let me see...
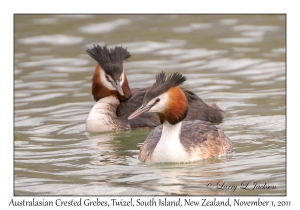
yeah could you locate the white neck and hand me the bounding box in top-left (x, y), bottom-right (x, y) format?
top-left (86, 96), bottom-right (120, 132)
top-left (96, 95), bottom-right (119, 105)
top-left (151, 121), bottom-right (188, 163)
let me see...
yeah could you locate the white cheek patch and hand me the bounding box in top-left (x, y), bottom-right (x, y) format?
top-left (120, 71), bottom-right (125, 86)
top-left (99, 66), bottom-right (125, 90)
top-left (147, 92), bottom-right (169, 113)
top-left (100, 68), bottom-right (115, 90)
top-left (107, 74), bottom-right (113, 81)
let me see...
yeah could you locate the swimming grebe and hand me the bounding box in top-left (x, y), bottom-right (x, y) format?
top-left (86, 45), bottom-right (223, 132)
top-left (128, 72), bottom-right (232, 163)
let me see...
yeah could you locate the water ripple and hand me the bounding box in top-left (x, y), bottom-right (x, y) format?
top-left (232, 24), bottom-right (280, 32)
top-left (120, 41), bottom-right (185, 54)
top-left (79, 19), bottom-right (131, 34)
top-left (173, 23), bottom-right (212, 33)
top-left (18, 34), bottom-right (84, 45)
top-left (18, 57), bottom-right (88, 68)
top-left (218, 37), bottom-right (263, 44)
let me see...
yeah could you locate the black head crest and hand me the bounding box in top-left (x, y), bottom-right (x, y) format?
top-left (143, 71), bottom-right (186, 104)
top-left (86, 45), bottom-right (131, 79)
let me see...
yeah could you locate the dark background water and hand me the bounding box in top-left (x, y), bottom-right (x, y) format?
top-left (14, 14), bottom-right (285, 195)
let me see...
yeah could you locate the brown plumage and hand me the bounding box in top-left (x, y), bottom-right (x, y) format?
top-left (86, 45), bottom-right (223, 132)
top-left (157, 86), bottom-right (188, 124)
top-left (91, 64), bottom-right (131, 102)
top-left (128, 72), bottom-right (232, 163)
top-left (138, 120), bottom-right (232, 162)
top-left (116, 87), bottom-right (223, 128)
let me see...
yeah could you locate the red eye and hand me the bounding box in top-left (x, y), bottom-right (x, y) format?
top-left (155, 98), bottom-right (160, 103)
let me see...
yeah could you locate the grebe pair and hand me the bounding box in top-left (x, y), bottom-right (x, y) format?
top-left (86, 45), bottom-right (223, 132)
top-left (86, 45), bottom-right (232, 163)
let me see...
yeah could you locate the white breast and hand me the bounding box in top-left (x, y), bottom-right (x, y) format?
top-left (151, 122), bottom-right (189, 163)
top-left (86, 96), bottom-right (120, 132)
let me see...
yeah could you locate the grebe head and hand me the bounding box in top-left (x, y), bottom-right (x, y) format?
top-left (128, 72), bottom-right (188, 124)
top-left (86, 45), bottom-right (131, 101)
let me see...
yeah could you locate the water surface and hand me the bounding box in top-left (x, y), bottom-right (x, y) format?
top-left (14, 14), bottom-right (286, 195)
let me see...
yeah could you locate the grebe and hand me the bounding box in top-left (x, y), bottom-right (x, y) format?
top-left (128, 72), bottom-right (232, 163)
top-left (86, 45), bottom-right (223, 132)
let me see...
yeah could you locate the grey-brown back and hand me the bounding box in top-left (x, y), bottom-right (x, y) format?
top-left (138, 120), bottom-right (232, 162)
top-left (117, 88), bottom-right (223, 129)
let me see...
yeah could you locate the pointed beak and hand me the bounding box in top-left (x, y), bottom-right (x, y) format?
top-left (128, 105), bottom-right (151, 120)
top-left (112, 80), bottom-right (124, 96)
